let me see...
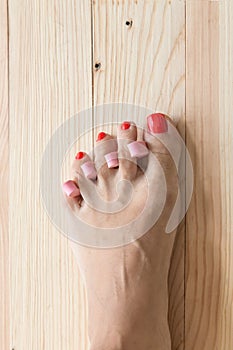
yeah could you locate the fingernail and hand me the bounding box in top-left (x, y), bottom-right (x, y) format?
top-left (75, 151), bottom-right (85, 160)
top-left (63, 180), bottom-right (80, 197)
top-left (127, 141), bottom-right (149, 158)
top-left (121, 121), bottom-right (131, 130)
top-left (104, 151), bottom-right (119, 168)
top-left (96, 132), bottom-right (106, 141)
top-left (81, 161), bottom-right (97, 180)
top-left (147, 113), bottom-right (168, 134)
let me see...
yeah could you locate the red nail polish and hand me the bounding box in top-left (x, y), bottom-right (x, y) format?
top-left (96, 131), bottom-right (106, 141)
top-left (75, 151), bottom-right (85, 160)
top-left (121, 121), bottom-right (131, 130)
top-left (147, 113), bottom-right (168, 134)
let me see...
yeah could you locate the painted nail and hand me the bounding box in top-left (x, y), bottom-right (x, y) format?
top-left (104, 151), bottom-right (119, 168)
top-left (75, 151), bottom-right (85, 160)
top-left (96, 131), bottom-right (107, 141)
top-left (81, 161), bottom-right (97, 180)
top-left (121, 121), bottom-right (131, 130)
top-left (127, 141), bottom-right (149, 158)
top-left (63, 180), bottom-right (80, 197)
top-left (147, 113), bottom-right (168, 134)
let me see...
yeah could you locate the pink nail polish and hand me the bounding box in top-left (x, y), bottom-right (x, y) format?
top-left (81, 161), bottom-right (97, 180)
top-left (147, 113), bottom-right (168, 134)
top-left (104, 151), bottom-right (119, 168)
top-left (63, 180), bottom-right (80, 197)
top-left (127, 141), bottom-right (149, 158)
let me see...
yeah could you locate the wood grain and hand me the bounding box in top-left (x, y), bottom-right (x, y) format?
top-left (5, 0), bottom-right (233, 349)
top-left (9, 0), bottom-right (91, 349)
top-left (0, 1), bottom-right (9, 349)
top-left (92, 1), bottom-right (185, 349)
top-left (218, 1), bottom-right (233, 347)
top-left (186, 1), bottom-right (233, 349)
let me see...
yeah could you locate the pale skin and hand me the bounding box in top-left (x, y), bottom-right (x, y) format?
top-left (64, 115), bottom-right (180, 350)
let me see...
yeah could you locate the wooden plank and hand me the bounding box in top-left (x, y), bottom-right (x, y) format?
top-left (8, 1), bottom-right (233, 349)
top-left (185, 1), bottom-right (233, 348)
top-left (0, 1), bottom-right (9, 349)
top-left (9, 0), bottom-right (91, 349)
top-left (218, 1), bottom-right (233, 347)
top-left (185, 2), bottom-right (220, 348)
top-left (92, 1), bottom-right (185, 349)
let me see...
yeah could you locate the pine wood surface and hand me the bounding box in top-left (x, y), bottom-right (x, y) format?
top-left (0, 1), bottom-right (232, 349)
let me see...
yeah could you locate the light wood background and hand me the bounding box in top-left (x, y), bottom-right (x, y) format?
top-left (0, 0), bottom-right (232, 349)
